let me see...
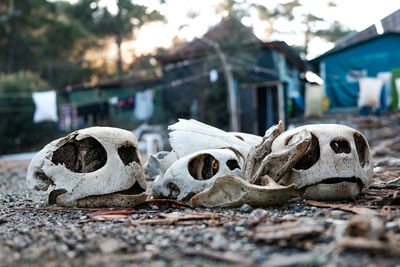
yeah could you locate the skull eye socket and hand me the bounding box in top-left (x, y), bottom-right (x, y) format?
top-left (293, 133), bottom-right (320, 170)
top-left (118, 143), bottom-right (140, 165)
top-left (354, 132), bottom-right (369, 167)
top-left (188, 154), bottom-right (219, 180)
top-left (226, 159), bottom-right (240, 170)
top-left (330, 139), bottom-right (351, 154)
top-left (52, 137), bottom-right (107, 173)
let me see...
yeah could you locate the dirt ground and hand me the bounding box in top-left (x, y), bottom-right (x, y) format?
top-left (1, 112), bottom-right (400, 267)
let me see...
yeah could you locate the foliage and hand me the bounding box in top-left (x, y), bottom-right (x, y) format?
top-left (0, 72), bottom-right (60, 154)
top-left (95, 0), bottom-right (165, 74)
top-left (316, 21), bottom-right (353, 42)
top-left (216, 0), bottom-right (353, 58)
top-left (0, 0), bottom-right (164, 87)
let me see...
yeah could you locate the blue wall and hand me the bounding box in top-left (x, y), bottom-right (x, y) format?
top-left (321, 34), bottom-right (400, 107)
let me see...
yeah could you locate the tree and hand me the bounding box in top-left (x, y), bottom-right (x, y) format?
top-left (303, 13), bottom-right (324, 58)
top-left (254, 0), bottom-right (301, 37)
top-left (96, 0), bottom-right (165, 75)
top-left (253, 0), bottom-right (353, 58)
top-left (0, 71), bottom-right (60, 154)
top-left (0, 0), bottom-right (102, 86)
top-left (316, 21), bottom-right (353, 42)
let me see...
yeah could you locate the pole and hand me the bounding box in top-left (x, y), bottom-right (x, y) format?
top-left (202, 37), bottom-right (239, 132)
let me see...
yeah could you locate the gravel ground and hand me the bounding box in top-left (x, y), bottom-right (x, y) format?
top-left (1, 113), bottom-right (400, 267)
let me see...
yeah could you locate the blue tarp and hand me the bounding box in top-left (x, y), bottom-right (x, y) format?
top-left (320, 33), bottom-right (400, 108)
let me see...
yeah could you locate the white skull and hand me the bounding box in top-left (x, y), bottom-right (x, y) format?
top-left (27, 127), bottom-right (147, 207)
top-left (270, 124), bottom-right (373, 200)
top-left (152, 149), bottom-right (243, 200)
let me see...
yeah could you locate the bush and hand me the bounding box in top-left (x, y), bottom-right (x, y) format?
top-left (0, 71), bottom-right (60, 154)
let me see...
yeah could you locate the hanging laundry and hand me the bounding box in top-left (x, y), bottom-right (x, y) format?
top-left (377, 72), bottom-right (392, 108)
top-left (77, 102), bottom-right (109, 125)
top-left (108, 96), bottom-right (118, 106)
top-left (391, 69), bottom-right (400, 110)
top-left (32, 90), bottom-right (58, 123)
top-left (396, 78), bottom-right (400, 110)
top-left (358, 77), bottom-right (383, 108)
top-left (59, 105), bottom-right (78, 131)
top-left (304, 84), bottom-right (323, 118)
top-left (117, 95), bottom-right (135, 111)
top-left (134, 89), bottom-right (154, 120)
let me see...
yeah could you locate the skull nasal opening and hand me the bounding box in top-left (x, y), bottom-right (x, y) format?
top-left (330, 139), bottom-right (351, 154)
top-left (51, 137), bottom-right (107, 173)
top-left (188, 154), bottom-right (219, 180)
top-left (118, 143), bottom-right (140, 165)
top-left (226, 159), bottom-right (240, 170)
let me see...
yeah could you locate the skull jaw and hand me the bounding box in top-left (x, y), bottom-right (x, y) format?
top-left (300, 179), bottom-right (363, 200)
top-left (54, 182), bottom-right (148, 208)
top-left (71, 192), bottom-right (148, 208)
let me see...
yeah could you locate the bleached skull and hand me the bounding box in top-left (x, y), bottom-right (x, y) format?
top-left (152, 149), bottom-right (243, 201)
top-left (270, 124), bottom-right (373, 200)
top-left (27, 127), bottom-right (147, 207)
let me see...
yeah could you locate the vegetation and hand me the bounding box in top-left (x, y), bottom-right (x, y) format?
top-left (0, 72), bottom-right (60, 154)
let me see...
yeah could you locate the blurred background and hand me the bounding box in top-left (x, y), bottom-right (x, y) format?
top-left (0, 0), bottom-right (399, 156)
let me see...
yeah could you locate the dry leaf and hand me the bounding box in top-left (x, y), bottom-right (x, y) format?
top-left (87, 209), bottom-right (132, 221)
top-left (305, 200), bottom-right (377, 215)
top-left (251, 220), bottom-right (325, 243)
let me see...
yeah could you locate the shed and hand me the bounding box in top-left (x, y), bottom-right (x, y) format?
top-left (311, 9), bottom-right (400, 108)
top-left (157, 18), bottom-right (305, 135)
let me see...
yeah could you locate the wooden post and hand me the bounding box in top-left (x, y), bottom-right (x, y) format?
top-left (202, 37), bottom-right (239, 132)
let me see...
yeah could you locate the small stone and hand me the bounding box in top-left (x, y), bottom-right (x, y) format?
top-left (99, 239), bottom-right (121, 254)
top-left (331, 210), bottom-right (345, 216)
top-left (292, 205), bottom-right (301, 212)
top-left (210, 234), bottom-right (228, 250)
top-left (282, 214), bottom-right (295, 220)
top-left (316, 211), bottom-right (325, 217)
top-left (237, 219), bottom-right (248, 227)
top-left (295, 211), bottom-right (307, 217)
top-left (240, 204), bottom-right (253, 213)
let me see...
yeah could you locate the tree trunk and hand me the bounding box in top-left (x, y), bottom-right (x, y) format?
top-left (6, 1), bottom-right (16, 74)
top-left (116, 34), bottom-right (123, 75)
top-left (201, 37), bottom-right (239, 132)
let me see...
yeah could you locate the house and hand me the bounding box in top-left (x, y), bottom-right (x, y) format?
top-left (310, 9), bottom-right (400, 109)
top-left (157, 18), bottom-right (305, 135)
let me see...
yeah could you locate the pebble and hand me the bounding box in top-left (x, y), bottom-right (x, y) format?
top-left (240, 204), bottom-right (253, 213)
top-left (316, 211), bottom-right (325, 217)
top-left (210, 234), bottom-right (228, 250)
top-left (331, 210), bottom-right (346, 216)
top-left (295, 211), bottom-right (308, 217)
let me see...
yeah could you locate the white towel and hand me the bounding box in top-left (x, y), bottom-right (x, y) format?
top-left (32, 90), bottom-right (58, 123)
top-left (358, 77), bottom-right (383, 107)
top-left (134, 89), bottom-right (154, 120)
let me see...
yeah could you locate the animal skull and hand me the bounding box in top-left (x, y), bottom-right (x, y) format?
top-left (270, 124), bottom-right (373, 200)
top-left (168, 119), bottom-right (252, 161)
top-left (152, 149), bottom-right (243, 201)
top-left (27, 127), bottom-right (147, 207)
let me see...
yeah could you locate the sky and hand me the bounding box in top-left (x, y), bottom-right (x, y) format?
top-left (94, 0), bottom-right (400, 60)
